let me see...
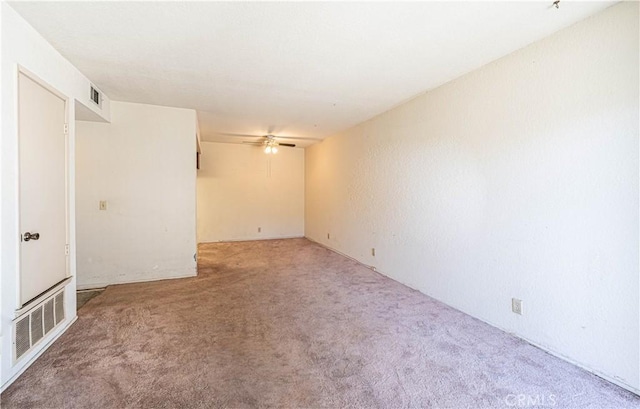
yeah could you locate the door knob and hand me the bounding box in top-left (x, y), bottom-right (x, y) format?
top-left (23, 232), bottom-right (40, 241)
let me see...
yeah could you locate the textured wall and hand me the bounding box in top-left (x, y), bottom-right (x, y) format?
top-left (197, 142), bottom-right (304, 243)
top-left (76, 101), bottom-right (197, 289)
top-left (305, 2), bottom-right (639, 392)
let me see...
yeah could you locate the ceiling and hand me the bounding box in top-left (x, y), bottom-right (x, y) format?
top-left (10, 1), bottom-right (613, 147)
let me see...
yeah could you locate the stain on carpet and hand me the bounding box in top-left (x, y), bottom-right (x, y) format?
top-left (76, 289), bottom-right (105, 310)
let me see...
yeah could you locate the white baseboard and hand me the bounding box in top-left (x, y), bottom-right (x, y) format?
top-left (494, 326), bottom-right (640, 396)
top-left (199, 235), bottom-right (304, 244)
top-left (76, 271), bottom-right (196, 291)
top-left (305, 236), bottom-right (376, 270)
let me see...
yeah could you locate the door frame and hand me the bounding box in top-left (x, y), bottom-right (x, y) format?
top-left (16, 66), bottom-right (71, 310)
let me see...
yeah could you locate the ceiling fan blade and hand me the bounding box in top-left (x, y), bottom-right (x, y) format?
top-left (274, 135), bottom-right (322, 141)
top-left (278, 143), bottom-right (296, 147)
top-left (242, 141), bottom-right (263, 145)
top-left (218, 132), bottom-right (322, 142)
top-left (219, 132), bottom-right (262, 138)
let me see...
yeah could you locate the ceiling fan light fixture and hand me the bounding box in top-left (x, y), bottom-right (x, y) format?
top-left (263, 139), bottom-right (279, 154)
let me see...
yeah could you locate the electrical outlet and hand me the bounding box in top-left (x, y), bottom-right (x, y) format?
top-left (371, 248), bottom-right (376, 257)
top-left (512, 298), bottom-right (523, 315)
top-left (99, 200), bottom-right (107, 211)
top-left (258, 227), bottom-right (261, 233)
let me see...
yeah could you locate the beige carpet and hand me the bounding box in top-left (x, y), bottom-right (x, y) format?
top-left (1, 238), bottom-right (638, 408)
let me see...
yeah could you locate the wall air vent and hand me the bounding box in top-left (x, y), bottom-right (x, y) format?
top-left (15, 316), bottom-right (30, 360)
top-left (13, 289), bottom-right (65, 362)
top-left (43, 299), bottom-right (55, 334)
top-left (90, 85), bottom-right (102, 108)
top-left (54, 292), bottom-right (65, 324)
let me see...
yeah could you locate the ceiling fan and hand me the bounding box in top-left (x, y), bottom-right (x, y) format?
top-left (219, 132), bottom-right (321, 154)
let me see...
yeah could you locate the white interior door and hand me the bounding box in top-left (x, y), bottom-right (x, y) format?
top-left (18, 71), bottom-right (68, 306)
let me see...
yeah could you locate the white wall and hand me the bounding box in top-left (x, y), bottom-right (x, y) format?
top-left (76, 101), bottom-right (197, 289)
top-left (1, 3), bottom-right (110, 390)
top-left (197, 142), bottom-right (304, 243)
top-left (306, 2), bottom-right (639, 393)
